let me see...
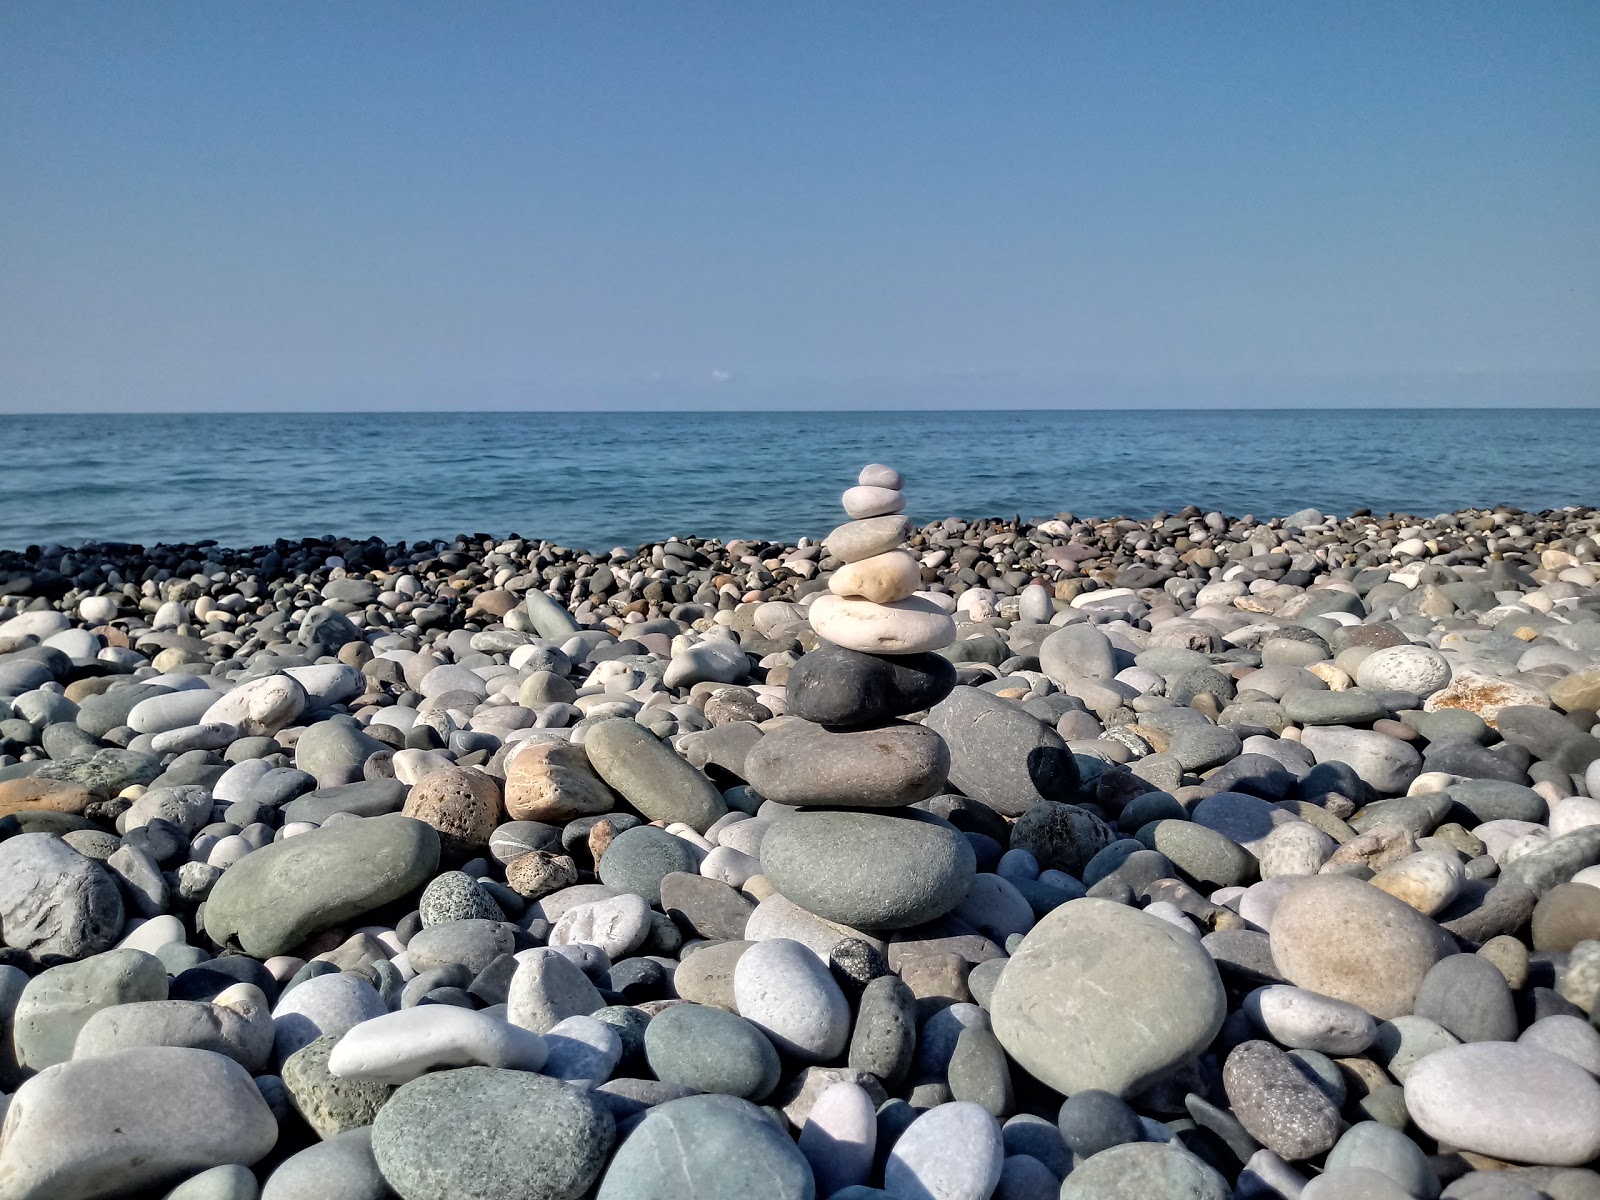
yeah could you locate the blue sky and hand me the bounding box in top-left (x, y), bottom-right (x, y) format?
top-left (1, 3), bottom-right (1596, 410)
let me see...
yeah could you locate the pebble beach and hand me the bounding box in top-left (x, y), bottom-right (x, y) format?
top-left (0, 466), bottom-right (1599, 1200)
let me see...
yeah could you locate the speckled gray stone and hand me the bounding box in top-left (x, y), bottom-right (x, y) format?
top-left (595, 1093), bottom-right (814, 1200)
top-left (372, 1067), bottom-right (615, 1200)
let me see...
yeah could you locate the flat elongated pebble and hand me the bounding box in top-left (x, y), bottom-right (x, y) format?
top-left (743, 721), bottom-right (950, 809)
top-left (326, 1005), bottom-right (547, 1084)
top-left (71, 985), bottom-right (274, 1074)
top-left (784, 643), bottom-right (956, 728)
top-left (798, 1081), bottom-right (877, 1195)
top-left (841, 485), bottom-right (905, 519)
top-left (1299, 725), bottom-right (1422, 795)
top-left (581, 718), bottom-right (727, 832)
top-left (884, 1101), bottom-right (1005, 1200)
top-left (1405, 1042), bottom-right (1600, 1166)
top-left (203, 814), bottom-right (440, 959)
top-left (759, 808), bottom-right (974, 930)
top-left (826, 515), bottom-right (915, 564)
top-left (1244, 984), bottom-right (1377, 1054)
top-left (734, 937), bottom-right (849, 1062)
top-left (808, 594), bottom-right (957, 656)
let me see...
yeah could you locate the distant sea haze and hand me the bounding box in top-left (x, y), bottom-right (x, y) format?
top-left (2, 409), bottom-right (1596, 552)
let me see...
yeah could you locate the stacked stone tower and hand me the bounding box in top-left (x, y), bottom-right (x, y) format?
top-left (744, 465), bottom-right (976, 933)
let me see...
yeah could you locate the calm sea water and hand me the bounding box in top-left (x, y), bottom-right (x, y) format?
top-left (2, 409), bottom-right (1595, 552)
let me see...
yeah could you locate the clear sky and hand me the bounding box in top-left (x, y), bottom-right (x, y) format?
top-left (1, 2), bottom-right (1596, 411)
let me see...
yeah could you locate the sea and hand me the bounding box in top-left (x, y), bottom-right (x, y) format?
top-left (2, 408), bottom-right (1595, 553)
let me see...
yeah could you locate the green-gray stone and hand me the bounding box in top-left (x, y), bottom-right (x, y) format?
top-left (1402, 708), bottom-right (1490, 744)
top-left (1059, 1142), bottom-right (1230, 1199)
top-left (990, 899), bottom-right (1227, 1099)
top-left (596, 1093), bottom-right (813, 1200)
top-left (1281, 687), bottom-right (1386, 726)
top-left (583, 718), bottom-right (727, 833)
top-left (373, 1067), bottom-right (614, 1200)
top-left (759, 808), bottom-right (975, 931)
top-left (644, 1002), bottom-right (781, 1101)
top-left (34, 747), bottom-right (162, 793)
top-left (1138, 819), bottom-right (1258, 889)
top-left (596, 825), bottom-right (702, 908)
top-left (13, 948), bottom-right (168, 1070)
top-left (281, 1033), bottom-right (395, 1138)
top-left (203, 813), bottom-right (440, 957)
top-left (947, 1025), bottom-right (1013, 1117)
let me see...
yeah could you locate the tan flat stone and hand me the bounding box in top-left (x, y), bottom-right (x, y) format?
top-left (828, 550), bottom-right (920, 605)
top-left (0, 777), bottom-right (96, 819)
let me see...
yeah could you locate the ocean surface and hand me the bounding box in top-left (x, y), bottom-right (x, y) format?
top-left (2, 409), bottom-right (1595, 553)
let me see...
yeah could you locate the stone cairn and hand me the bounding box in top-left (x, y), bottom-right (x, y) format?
top-left (744, 464), bottom-right (978, 939)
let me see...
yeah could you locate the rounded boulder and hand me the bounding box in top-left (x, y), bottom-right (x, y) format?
top-left (1268, 875), bottom-right (1451, 1020)
top-left (990, 898), bottom-right (1227, 1097)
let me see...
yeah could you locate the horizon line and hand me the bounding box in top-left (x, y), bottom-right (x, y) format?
top-left (5, 402), bottom-right (1599, 416)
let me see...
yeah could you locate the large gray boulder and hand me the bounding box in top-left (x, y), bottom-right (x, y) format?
top-left (0, 833), bottom-right (124, 959)
top-left (0, 1046), bottom-right (277, 1199)
top-left (990, 898), bottom-right (1226, 1097)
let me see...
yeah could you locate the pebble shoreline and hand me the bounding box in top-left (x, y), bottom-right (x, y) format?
top-left (0, 474), bottom-right (1598, 1200)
